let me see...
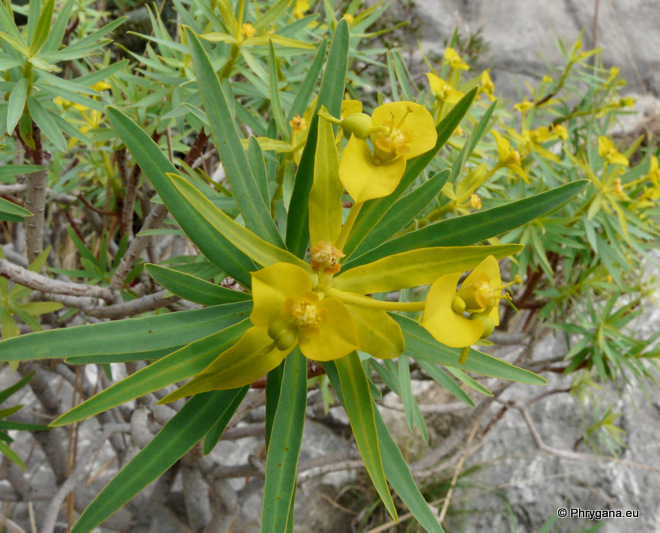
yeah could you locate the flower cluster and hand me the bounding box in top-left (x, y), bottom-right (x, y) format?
top-left (162, 96), bottom-right (520, 401)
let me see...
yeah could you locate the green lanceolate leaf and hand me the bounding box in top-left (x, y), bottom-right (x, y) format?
top-left (267, 40), bottom-right (289, 142)
top-left (27, 97), bottom-right (66, 151)
top-left (28, 0), bottom-right (54, 54)
top-left (0, 441), bottom-right (26, 470)
top-left (265, 362), bottom-right (284, 447)
top-left (346, 180), bottom-right (589, 268)
top-left (351, 169), bottom-right (450, 258)
top-left (146, 263), bottom-right (251, 306)
top-left (107, 107), bottom-right (255, 286)
top-left (393, 314), bottom-right (547, 385)
top-left (248, 136), bottom-right (270, 206)
top-left (286, 39), bottom-right (327, 122)
top-left (335, 352), bottom-right (397, 521)
top-left (262, 349), bottom-right (308, 533)
top-left (325, 362), bottom-right (442, 532)
top-left (166, 172), bottom-right (312, 272)
top-left (0, 196), bottom-right (32, 222)
top-left (0, 372), bottom-right (34, 404)
top-left (0, 165), bottom-right (43, 182)
top-left (417, 360), bottom-right (475, 407)
top-left (202, 386), bottom-right (249, 455)
top-left (334, 244), bottom-right (522, 294)
top-left (51, 320), bottom-right (250, 426)
top-left (184, 27), bottom-right (283, 246)
top-left (70, 391), bottom-right (239, 533)
top-left (343, 87), bottom-right (478, 258)
top-left (308, 110), bottom-right (343, 245)
top-left (0, 302), bottom-right (251, 362)
top-left (6, 78), bottom-right (28, 135)
top-left (286, 19), bottom-right (349, 257)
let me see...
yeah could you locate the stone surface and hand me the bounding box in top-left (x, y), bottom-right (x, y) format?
top-left (415, 0), bottom-right (660, 97)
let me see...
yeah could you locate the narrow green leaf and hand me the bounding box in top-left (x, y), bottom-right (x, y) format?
top-left (393, 314), bottom-right (547, 385)
top-left (248, 136), bottom-right (270, 206)
top-left (0, 165), bottom-right (43, 183)
top-left (65, 347), bottom-right (181, 365)
top-left (0, 196), bottom-right (32, 222)
top-left (107, 106), bottom-right (255, 286)
top-left (27, 0), bottom-right (42, 44)
top-left (335, 352), bottom-right (397, 520)
top-left (308, 111), bottom-right (343, 245)
top-left (343, 87), bottom-right (478, 257)
top-left (325, 361), bottom-right (443, 532)
top-left (6, 78), bottom-right (28, 135)
top-left (351, 169), bottom-right (450, 257)
top-left (253, 0), bottom-right (292, 29)
top-left (0, 441), bottom-right (25, 470)
top-left (265, 362), bottom-right (284, 447)
top-left (286, 19), bottom-right (349, 257)
top-left (166, 172), bottom-right (311, 272)
top-left (417, 360), bottom-right (475, 407)
top-left (202, 386), bottom-right (249, 455)
top-left (184, 27), bottom-right (283, 246)
top-left (29, 0), bottom-right (55, 54)
top-left (0, 420), bottom-right (48, 431)
top-left (26, 97), bottom-right (66, 151)
top-left (0, 302), bottom-right (251, 362)
top-left (346, 181), bottom-right (589, 268)
top-left (267, 40), bottom-right (289, 142)
top-left (41, 0), bottom-right (74, 53)
top-left (0, 372), bottom-right (34, 404)
top-left (52, 320), bottom-right (250, 426)
top-left (286, 39), bottom-right (327, 122)
top-left (70, 391), bottom-right (239, 533)
top-left (398, 355), bottom-right (429, 440)
top-left (146, 263), bottom-right (251, 306)
top-left (262, 349), bottom-right (308, 532)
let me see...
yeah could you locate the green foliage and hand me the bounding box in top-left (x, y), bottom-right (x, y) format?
top-left (0, 1), bottom-right (656, 531)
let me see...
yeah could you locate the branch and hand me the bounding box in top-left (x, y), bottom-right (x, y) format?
top-left (41, 423), bottom-right (132, 533)
top-left (109, 203), bottom-right (169, 291)
top-left (0, 258), bottom-right (115, 301)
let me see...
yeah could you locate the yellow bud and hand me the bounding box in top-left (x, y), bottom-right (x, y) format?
top-left (343, 13), bottom-right (354, 23)
top-left (267, 320), bottom-right (298, 350)
top-left (340, 112), bottom-right (375, 139)
top-left (470, 194), bottom-right (482, 210)
top-left (240, 23), bottom-right (256, 38)
top-left (451, 296), bottom-right (467, 315)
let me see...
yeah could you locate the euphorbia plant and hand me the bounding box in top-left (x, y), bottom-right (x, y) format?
top-left (0, 19), bottom-right (588, 533)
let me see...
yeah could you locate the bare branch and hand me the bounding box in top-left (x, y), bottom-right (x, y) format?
top-left (0, 258), bottom-right (115, 301)
top-left (41, 423), bottom-right (132, 533)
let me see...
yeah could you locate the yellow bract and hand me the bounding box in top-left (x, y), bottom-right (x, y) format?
top-left (426, 73), bottom-right (463, 103)
top-left (445, 47), bottom-right (469, 71)
top-left (421, 256), bottom-right (504, 348)
top-left (339, 102), bottom-right (436, 203)
top-left (598, 136), bottom-right (629, 166)
top-left (491, 130), bottom-right (529, 183)
top-left (480, 70), bottom-right (495, 101)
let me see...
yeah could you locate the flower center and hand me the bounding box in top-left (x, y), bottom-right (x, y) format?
top-left (311, 241), bottom-right (345, 275)
top-left (291, 300), bottom-right (320, 327)
top-left (373, 108), bottom-right (413, 162)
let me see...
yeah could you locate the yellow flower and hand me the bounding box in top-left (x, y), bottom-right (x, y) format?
top-left (608, 67), bottom-right (620, 81)
top-left (514, 99), bottom-right (534, 113)
top-left (342, 99), bottom-right (363, 118)
top-left (289, 114), bottom-right (307, 133)
top-left (339, 101), bottom-right (436, 203)
top-left (470, 194), bottom-right (482, 210)
top-left (240, 22), bottom-right (256, 38)
top-left (491, 130), bottom-right (529, 183)
top-left (598, 136), bottom-right (629, 166)
top-left (343, 13), bottom-right (354, 23)
top-left (552, 123), bottom-right (568, 141)
top-left (426, 73), bottom-right (463, 103)
top-left (480, 70), bottom-right (495, 101)
top-left (311, 241), bottom-right (344, 275)
top-left (161, 263), bottom-right (359, 397)
top-left (646, 156), bottom-right (660, 188)
top-left (422, 256), bottom-right (505, 348)
top-left (293, 0), bottom-right (310, 19)
top-left (445, 47), bottom-right (469, 71)
top-left (542, 76), bottom-right (553, 83)
top-left (613, 177), bottom-right (624, 196)
top-left (90, 81), bottom-right (111, 91)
